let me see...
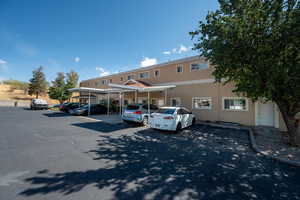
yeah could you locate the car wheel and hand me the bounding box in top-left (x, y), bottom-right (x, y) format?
top-left (175, 123), bottom-right (182, 133)
top-left (142, 116), bottom-right (149, 126)
top-left (192, 118), bottom-right (196, 126)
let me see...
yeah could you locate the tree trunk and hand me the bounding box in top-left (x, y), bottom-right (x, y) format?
top-left (277, 104), bottom-right (300, 147)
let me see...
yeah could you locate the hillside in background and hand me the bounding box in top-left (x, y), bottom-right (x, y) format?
top-left (0, 84), bottom-right (58, 104)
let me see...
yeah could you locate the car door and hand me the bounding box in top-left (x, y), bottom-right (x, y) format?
top-left (187, 109), bottom-right (194, 126)
top-left (177, 109), bottom-right (186, 128)
top-left (181, 109), bottom-right (190, 128)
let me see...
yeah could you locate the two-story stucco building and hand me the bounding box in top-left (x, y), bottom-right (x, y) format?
top-left (77, 56), bottom-right (286, 130)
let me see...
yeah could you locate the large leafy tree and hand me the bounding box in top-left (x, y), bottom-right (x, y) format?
top-left (65, 70), bottom-right (79, 100)
top-left (48, 72), bottom-right (68, 104)
top-left (28, 66), bottom-right (48, 99)
top-left (48, 71), bottom-right (78, 103)
top-left (190, 0), bottom-right (300, 146)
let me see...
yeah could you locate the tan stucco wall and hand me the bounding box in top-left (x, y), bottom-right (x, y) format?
top-left (167, 82), bottom-right (255, 126)
top-left (80, 57), bottom-right (214, 89)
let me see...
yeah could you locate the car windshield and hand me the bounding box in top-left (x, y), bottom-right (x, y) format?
top-left (126, 105), bottom-right (140, 110)
top-left (156, 108), bottom-right (176, 114)
top-left (33, 99), bottom-right (47, 104)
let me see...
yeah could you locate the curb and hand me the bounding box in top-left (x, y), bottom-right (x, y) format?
top-left (197, 122), bottom-right (300, 168)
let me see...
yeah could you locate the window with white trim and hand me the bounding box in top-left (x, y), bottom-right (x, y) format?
top-left (190, 62), bottom-right (209, 71)
top-left (101, 80), bottom-right (107, 85)
top-left (139, 72), bottom-right (149, 79)
top-left (192, 97), bottom-right (212, 110)
top-left (170, 98), bottom-right (181, 107)
top-left (127, 75), bottom-right (135, 80)
top-left (177, 65), bottom-right (183, 73)
top-left (154, 70), bottom-right (160, 77)
top-left (223, 97), bottom-right (248, 111)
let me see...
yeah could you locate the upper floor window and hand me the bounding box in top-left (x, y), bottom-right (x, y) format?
top-left (223, 97), bottom-right (248, 111)
top-left (190, 62), bottom-right (209, 71)
top-left (177, 65), bottom-right (183, 73)
top-left (139, 72), bottom-right (149, 79)
top-left (120, 77), bottom-right (124, 81)
top-left (101, 80), bottom-right (107, 85)
top-left (154, 70), bottom-right (160, 77)
top-left (127, 75), bottom-right (135, 80)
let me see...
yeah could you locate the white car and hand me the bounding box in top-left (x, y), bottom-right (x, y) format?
top-left (149, 107), bottom-right (196, 132)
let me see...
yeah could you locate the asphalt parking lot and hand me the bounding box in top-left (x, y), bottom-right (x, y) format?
top-left (0, 107), bottom-right (300, 200)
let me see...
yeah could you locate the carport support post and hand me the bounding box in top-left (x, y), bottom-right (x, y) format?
top-left (107, 92), bottom-right (110, 116)
top-left (164, 89), bottom-right (167, 106)
top-left (135, 90), bottom-right (138, 103)
top-left (148, 91), bottom-right (150, 115)
top-left (119, 92), bottom-right (122, 115)
top-left (88, 91), bottom-right (91, 116)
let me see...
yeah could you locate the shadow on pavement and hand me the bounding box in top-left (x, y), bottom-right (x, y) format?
top-left (71, 122), bottom-right (139, 133)
top-left (19, 125), bottom-right (300, 200)
top-left (43, 112), bottom-right (72, 117)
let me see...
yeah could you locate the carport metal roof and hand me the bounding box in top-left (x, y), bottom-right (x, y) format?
top-left (108, 83), bottom-right (176, 92)
top-left (68, 87), bottom-right (123, 94)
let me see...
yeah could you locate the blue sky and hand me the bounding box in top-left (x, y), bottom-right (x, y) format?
top-left (0, 0), bottom-right (219, 82)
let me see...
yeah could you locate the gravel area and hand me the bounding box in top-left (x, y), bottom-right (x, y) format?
top-left (253, 126), bottom-right (300, 163)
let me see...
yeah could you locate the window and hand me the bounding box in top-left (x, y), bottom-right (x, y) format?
top-left (157, 108), bottom-right (176, 115)
top-left (154, 70), bottom-right (160, 77)
top-left (178, 108), bottom-right (191, 115)
top-left (170, 98), bottom-right (181, 107)
top-left (151, 99), bottom-right (157, 105)
top-left (101, 80), bottom-right (107, 85)
top-left (139, 72), bottom-right (149, 79)
top-left (193, 97), bottom-right (212, 110)
top-left (120, 77), bottom-right (124, 81)
top-left (190, 62), bottom-right (209, 71)
top-left (127, 75), bottom-right (135, 80)
top-left (223, 97), bottom-right (248, 111)
top-left (177, 65), bottom-right (183, 73)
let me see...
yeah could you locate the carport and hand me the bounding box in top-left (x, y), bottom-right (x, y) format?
top-left (68, 82), bottom-right (176, 117)
top-left (68, 87), bottom-right (125, 116)
top-left (108, 82), bottom-right (176, 115)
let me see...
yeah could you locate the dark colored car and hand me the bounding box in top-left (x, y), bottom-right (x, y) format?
top-left (69, 104), bottom-right (107, 116)
top-left (59, 103), bottom-right (85, 113)
top-left (30, 99), bottom-right (48, 110)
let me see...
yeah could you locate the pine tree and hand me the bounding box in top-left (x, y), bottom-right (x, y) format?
top-left (28, 66), bottom-right (48, 99)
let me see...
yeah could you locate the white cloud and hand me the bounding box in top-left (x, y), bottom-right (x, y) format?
top-left (96, 67), bottom-right (110, 77)
top-left (140, 57), bottom-right (157, 67)
top-left (178, 45), bottom-right (189, 54)
top-left (162, 45), bottom-right (191, 55)
top-left (0, 59), bottom-right (8, 71)
top-left (74, 57), bottom-right (80, 63)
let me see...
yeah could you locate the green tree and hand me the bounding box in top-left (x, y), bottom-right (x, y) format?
top-left (190, 0), bottom-right (300, 146)
top-left (48, 72), bottom-right (69, 104)
top-left (65, 70), bottom-right (79, 100)
top-left (28, 66), bottom-right (48, 98)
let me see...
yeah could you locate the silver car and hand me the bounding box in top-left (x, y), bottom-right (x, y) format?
top-left (122, 104), bottom-right (159, 125)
